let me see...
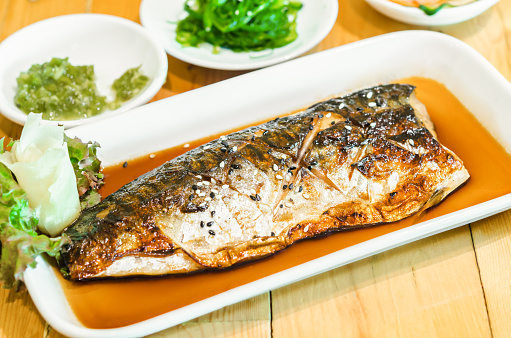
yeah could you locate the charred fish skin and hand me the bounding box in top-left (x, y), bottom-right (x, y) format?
top-left (60, 84), bottom-right (469, 280)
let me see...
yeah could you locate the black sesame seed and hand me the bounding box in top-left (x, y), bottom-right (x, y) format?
top-left (256, 194), bottom-right (261, 201)
top-left (331, 121), bottom-right (335, 125)
top-left (210, 192), bottom-right (215, 198)
top-left (308, 125), bottom-right (313, 130)
top-left (289, 166), bottom-right (297, 170)
top-left (271, 232), bottom-right (275, 236)
top-left (267, 150), bottom-right (271, 155)
top-left (318, 113), bottom-right (324, 118)
top-left (209, 230), bottom-right (215, 236)
top-left (289, 183), bottom-right (293, 190)
top-left (251, 135), bottom-right (256, 141)
top-left (310, 160), bottom-right (318, 166)
top-left (207, 221), bottom-right (213, 227)
top-left (122, 161), bottom-right (128, 168)
top-left (231, 164), bottom-right (241, 169)
top-left (280, 204), bottom-right (284, 208)
top-left (263, 130), bottom-right (269, 136)
top-left (390, 192), bottom-right (397, 198)
top-left (283, 185), bottom-right (288, 190)
top-left (299, 186), bottom-right (303, 192)
top-left (220, 148), bottom-right (227, 153)
top-left (250, 195), bottom-right (257, 201)
top-left (229, 169), bottom-right (234, 175)
top-left (274, 117), bottom-right (279, 122)
top-left (211, 210), bottom-right (216, 217)
top-left (200, 221), bottom-right (205, 228)
top-left (189, 194), bottom-right (194, 201)
top-left (221, 140), bottom-right (228, 147)
top-left (192, 184), bottom-right (198, 190)
top-left (308, 166), bottom-right (312, 171)
top-left (357, 107), bottom-right (363, 112)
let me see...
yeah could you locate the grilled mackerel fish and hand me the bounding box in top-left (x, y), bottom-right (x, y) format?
top-left (61, 84), bottom-right (469, 280)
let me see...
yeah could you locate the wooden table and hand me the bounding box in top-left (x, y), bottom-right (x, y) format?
top-left (1, 0), bottom-right (511, 337)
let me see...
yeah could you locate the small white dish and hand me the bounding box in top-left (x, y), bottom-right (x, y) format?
top-left (365, 0), bottom-right (500, 26)
top-left (0, 14), bottom-right (168, 129)
top-left (139, 0), bottom-right (338, 70)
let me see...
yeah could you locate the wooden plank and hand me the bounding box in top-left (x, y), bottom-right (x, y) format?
top-left (146, 294), bottom-right (270, 337)
top-left (471, 211), bottom-right (511, 337)
top-left (271, 226), bottom-right (491, 337)
top-left (0, 287), bottom-right (47, 337)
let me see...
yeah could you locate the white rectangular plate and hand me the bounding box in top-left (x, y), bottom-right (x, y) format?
top-left (24, 30), bottom-right (511, 337)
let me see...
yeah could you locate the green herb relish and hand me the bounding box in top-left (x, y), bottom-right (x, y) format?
top-left (14, 58), bottom-right (150, 121)
top-left (111, 66), bottom-right (149, 107)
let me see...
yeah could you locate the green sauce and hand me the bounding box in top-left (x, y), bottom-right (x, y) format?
top-left (14, 58), bottom-right (150, 121)
top-left (111, 66), bottom-right (149, 108)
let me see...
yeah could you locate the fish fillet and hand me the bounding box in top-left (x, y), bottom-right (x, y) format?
top-left (60, 84), bottom-right (470, 280)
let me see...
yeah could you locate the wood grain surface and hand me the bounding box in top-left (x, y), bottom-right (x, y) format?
top-left (1, 0), bottom-right (511, 337)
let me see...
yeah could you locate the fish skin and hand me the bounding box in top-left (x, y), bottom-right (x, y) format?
top-left (60, 84), bottom-right (469, 280)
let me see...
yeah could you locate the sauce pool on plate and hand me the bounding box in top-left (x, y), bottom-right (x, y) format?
top-left (58, 77), bottom-right (511, 329)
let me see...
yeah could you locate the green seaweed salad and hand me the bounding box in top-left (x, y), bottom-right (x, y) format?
top-left (176, 0), bottom-right (303, 53)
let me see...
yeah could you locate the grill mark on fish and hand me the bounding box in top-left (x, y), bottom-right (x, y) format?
top-left (60, 84), bottom-right (470, 280)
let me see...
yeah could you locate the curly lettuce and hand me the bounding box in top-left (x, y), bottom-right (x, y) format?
top-left (0, 113), bottom-right (103, 288)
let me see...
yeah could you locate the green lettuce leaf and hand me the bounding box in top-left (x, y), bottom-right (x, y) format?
top-left (0, 161), bottom-right (66, 289)
top-left (0, 133), bottom-right (103, 288)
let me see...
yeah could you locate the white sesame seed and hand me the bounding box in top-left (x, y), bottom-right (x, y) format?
top-left (303, 193), bottom-right (310, 199)
top-left (276, 174), bottom-right (283, 180)
top-left (222, 184), bottom-right (229, 189)
top-left (326, 113), bottom-right (332, 118)
top-left (220, 161), bottom-right (225, 168)
top-left (211, 178), bottom-right (216, 184)
top-left (409, 139), bottom-right (415, 146)
top-left (198, 192), bottom-right (206, 197)
top-left (339, 103), bottom-right (345, 109)
top-left (273, 164), bottom-right (279, 171)
top-left (295, 187), bottom-right (300, 193)
top-left (367, 91), bottom-right (373, 99)
top-left (232, 146), bottom-right (237, 152)
top-left (211, 189), bottom-right (218, 194)
top-left (285, 202), bottom-right (292, 208)
top-left (345, 125), bottom-right (352, 130)
top-left (205, 197), bottom-right (212, 202)
top-left (370, 122), bottom-right (376, 128)
top-left (368, 102), bottom-right (377, 107)
top-left (184, 143), bottom-right (190, 148)
top-left (149, 153), bottom-right (156, 158)
top-left (250, 188), bottom-right (257, 195)
top-left (203, 181), bottom-right (210, 186)
top-left (197, 182), bottom-right (203, 187)
top-left (196, 175), bottom-right (202, 179)
top-left (203, 145), bottom-right (210, 150)
top-left (304, 225), bottom-right (310, 232)
top-left (286, 173), bottom-right (292, 180)
top-left (220, 135), bottom-right (227, 140)
top-left (200, 202), bottom-right (207, 207)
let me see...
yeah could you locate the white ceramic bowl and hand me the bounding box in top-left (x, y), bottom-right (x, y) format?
top-left (139, 0), bottom-right (338, 70)
top-left (365, 0), bottom-right (500, 26)
top-left (0, 14), bottom-right (168, 128)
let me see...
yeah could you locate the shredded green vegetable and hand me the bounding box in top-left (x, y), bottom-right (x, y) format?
top-left (176, 0), bottom-right (303, 53)
top-left (418, 3), bottom-right (453, 15)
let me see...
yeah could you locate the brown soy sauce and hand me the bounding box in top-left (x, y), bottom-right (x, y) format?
top-left (59, 77), bottom-right (511, 329)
